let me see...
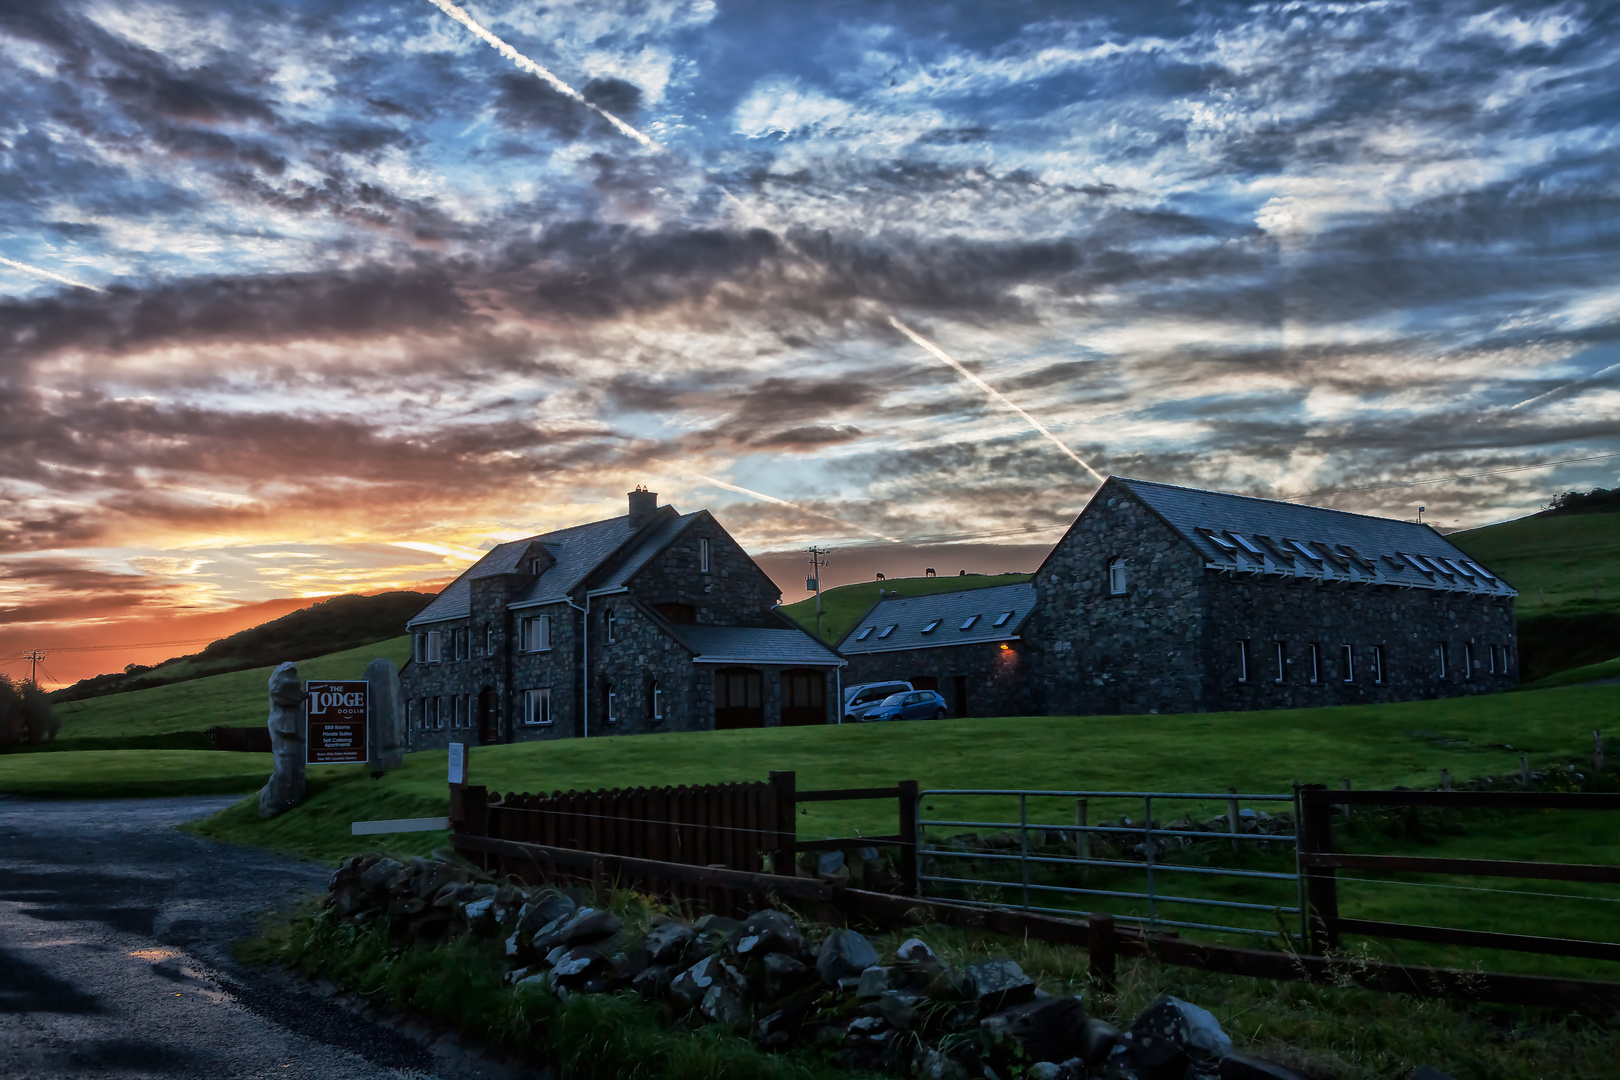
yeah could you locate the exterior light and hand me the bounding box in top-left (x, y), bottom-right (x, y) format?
top-left (999, 643), bottom-right (1011, 652)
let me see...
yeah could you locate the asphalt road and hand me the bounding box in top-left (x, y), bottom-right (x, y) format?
top-left (0, 795), bottom-right (525, 1080)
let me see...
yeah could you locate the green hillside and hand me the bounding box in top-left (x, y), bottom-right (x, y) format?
top-left (25, 635), bottom-right (412, 751)
top-left (1450, 510), bottom-right (1620, 681)
top-left (781, 573), bottom-right (1031, 644)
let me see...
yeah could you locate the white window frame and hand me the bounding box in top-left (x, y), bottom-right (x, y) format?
top-left (1309, 643), bottom-right (1320, 684)
top-left (524, 688), bottom-right (552, 726)
top-left (1497, 645), bottom-right (1509, 674)
top-left (485, 625), bottom-right (495, 655)
top-left (1371, 645), bottom-right (1385, 685)
top-left (522, 614), bottom-right (552, 653)
top-left (1108, 559), bottom-right (1128, 595)
top-left (1237, 639), bottom-right (1250, 683)
top-left (605, 609), bottom-right (616, 643)
top-left (651, 681), bottom-right (663, 721)
top-left (607, 687), bottom-right (618, 724)
top-left (1274, 641), bottom-right (1286, 684)
top-left (699, 537), bottom-right (711, 572)
top-left (426, 631), bottom-right (443, 664)
top-left (1341, 644), bottom-right (1355, 683)
top-left (434, 697), bottom-right (445, 730)
top-left (1437, 643), bottom-right (1448, 679)
top-left (1464, 643), bottom-right (1476, 679)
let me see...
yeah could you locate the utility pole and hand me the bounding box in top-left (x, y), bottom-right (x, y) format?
top-left (805, 547), bottom-right (830, 639)
top-left (22, 650), bottom-right (45, 687)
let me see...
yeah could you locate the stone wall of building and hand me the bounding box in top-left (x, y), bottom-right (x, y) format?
top-left (626, 514), bottom-right (781, 627)
top-left (591, 601), bottom-right (705, 735)
top-left (1025, 486), bottom-right (1213, 716)
top-left (841, 641), bottom-right (1029, 718)
top-left (1201, 575), bottom-right (1517, 710)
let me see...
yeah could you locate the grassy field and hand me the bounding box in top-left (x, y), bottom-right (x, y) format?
top-left (38, 636), bottom-right (411, 748)
top-left (0, 749), bottom-right (273, 798)
top-left (1521, 654), bottom-right (1620, 690)
top-left (780, 572), bottom-right (1031, 644)
top-left (1450, 512), bottom-right (1620, 617)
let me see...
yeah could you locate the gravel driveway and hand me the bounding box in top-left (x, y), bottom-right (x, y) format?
top-left (0, 795), bottom-right (524, 1080)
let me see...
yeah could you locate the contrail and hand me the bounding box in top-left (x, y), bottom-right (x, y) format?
top-left (0, 255), bottom-right (104, 293)
top-left (423, 0), bottom-right (660, 150)
top-left (687, 472), bottom-right (902, 544)
top-left (1509, 361), bottom-right (1620, 411)
top-left (889, 316), bottom-right (1107, 484)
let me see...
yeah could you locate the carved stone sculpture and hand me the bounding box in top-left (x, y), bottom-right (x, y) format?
top-left (258, 661), bottom-right (306, 818)
top-left (365, 657), bottom-right (405, 771)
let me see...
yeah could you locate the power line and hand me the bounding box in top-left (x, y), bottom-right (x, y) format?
top-left (8, 636), bottom-right (217, 655)
top-left (1281, 452), bottom-right (1620, 502)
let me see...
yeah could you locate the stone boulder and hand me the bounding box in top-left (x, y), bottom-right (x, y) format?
top-left (979, 995), bottom-right (1088, 1064)
top-left (730, 909), bottom-right (803, 958)
top-left (257, 662), bottom-right (306, 818)
top-left (816, 929), bottom-right (879, 987)
top-left (963, 957), bottom-right (1036, 1014)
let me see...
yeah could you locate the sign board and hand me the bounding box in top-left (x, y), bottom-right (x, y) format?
top-left (306, 680), bottom-right (368, 764)
top-left (447, 742), bottom-right (466, 785)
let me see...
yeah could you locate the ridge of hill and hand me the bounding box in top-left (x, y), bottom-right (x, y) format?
top-left (52, 591), bottom-right (432, 703)
top-left (780, 573), bottom-right (1031, 645)
top-left (1450, 511), bottom-right (1620, 682)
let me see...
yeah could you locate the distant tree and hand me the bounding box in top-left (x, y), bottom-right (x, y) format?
top-left (0, 676), bottom-right (59, 751)
top-left (1542, 487), bottom-right (1620, 516)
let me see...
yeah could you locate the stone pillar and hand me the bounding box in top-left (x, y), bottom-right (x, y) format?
top-left (365, 658), bottom-right (405, 771)
top-left (258, 662), bottom-right (306, 819)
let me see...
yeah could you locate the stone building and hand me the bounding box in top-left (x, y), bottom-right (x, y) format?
top-left (400, 490), bottom-right (843, 748)
top-left (837, 583), bottom-right (1039, 718)
top-left (1025, 477), bottom-right (1519, 716)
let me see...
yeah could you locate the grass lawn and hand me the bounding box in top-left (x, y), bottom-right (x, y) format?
top-left (40, 636), bottom-right (411, 747)
top-left (1521, 654), bottom-right (1620, 690)
top-left (780, 572), bottom-right (1031, 644)
top-left (0, 749), bottom-right (273, 798)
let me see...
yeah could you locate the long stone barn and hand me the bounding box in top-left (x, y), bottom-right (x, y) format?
top-left (1024, 477), bottom-right (1519, 715)
top-left (399, 489), bottom-right (843, 747)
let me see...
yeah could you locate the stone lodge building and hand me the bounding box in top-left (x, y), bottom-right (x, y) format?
top-left (837, 582), bottom-right (1038, 718)
top-left (400, 489), bottom-right (843, 747)
top-left (1024, 477), bottom-right (1519, 715)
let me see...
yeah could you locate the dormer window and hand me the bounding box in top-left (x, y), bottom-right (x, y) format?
top-left (921, 619), bottom-right (941, 634)
top-left (993, 611), bottom-right (1013, 628)
top-left (855, 627), bottom-right (875, 641)
top-left (960, 615), bottom-right (979, 630)
top-left (1108, 559), bottom-right (1127, 595)
top-left (878, 624), bottom-right (897, 639)
top-left (527, 557), bottom-right (541, 575)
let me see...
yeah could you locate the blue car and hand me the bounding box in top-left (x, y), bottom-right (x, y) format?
top-left (860, 689), bottom-right (948, 722)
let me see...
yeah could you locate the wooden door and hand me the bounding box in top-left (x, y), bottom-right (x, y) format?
top-left (713, 668), bottom-right (763, 729)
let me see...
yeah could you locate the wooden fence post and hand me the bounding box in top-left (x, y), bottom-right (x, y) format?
top-left (1298, 784), bottom-right (1339, 953)
top-left (898, 779), bottom-right (920, 896)
top-left (1088, 911), bottom-right (1116, 995)
top-left (768, 770), bottom-right (797, 876)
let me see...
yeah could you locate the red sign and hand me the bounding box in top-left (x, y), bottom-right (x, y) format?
top-left (306, 680), bottom-right (369, 764)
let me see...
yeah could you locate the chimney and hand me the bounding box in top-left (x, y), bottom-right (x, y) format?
top-left (628, 486), bottom-right (658, 529)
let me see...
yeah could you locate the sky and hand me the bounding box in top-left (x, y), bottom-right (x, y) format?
top-left (2, 0), bottom-right (1619, 686)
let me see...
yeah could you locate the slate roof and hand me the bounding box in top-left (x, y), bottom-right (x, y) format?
top-left (667, 625), bottom-right (844, 666)
top-left (593, 512), bottom-right (701, 592)
top-left (408, 512), bottom-right (663, 627)
top-left (1116, 478), bottom-right (1515, 596)
top-left (838, 582), bottom-right (1037, 655)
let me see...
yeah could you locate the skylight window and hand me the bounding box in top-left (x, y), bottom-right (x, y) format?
top-left (1399, 553), bottom-right (1435, 575)
top-left (1463, 561), bottom-right (1496, 581)
top-left (1201, 529), bottom-right (1238, 551)
top-left (1290, 540), bottom-right (1323, 562)
top-left (878, 624), bottom-right (897, 639)
top-left (921, 619), bottom-right (941, 633)
top-left (1442, 558), bottom-right (1475, 578)
top-left (854, 627), bottom-right (874, 641)
top-left (994, 611), bottom-right (1013, 627)
top-left (960, 615), bottom-right (979, 630)
top-left (1230, 533), bottom-right (1265, 556)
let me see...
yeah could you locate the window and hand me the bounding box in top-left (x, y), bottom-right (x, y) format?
top-left (960, 615), bottom-right (979, 630)
top-left (1371, 646), bottom-right (1385, 685)
top-left (699, 538), bottom-right (710, 572)
top-left (1109, 559), bottom-right (1128, 595)
top-left (855, 626), bottom-right (875, 641)
top-left (650, 681), bottom-right (663, 721)
top-left (527, 557), bottom-right (542, 575)
top-left (521, 614), bottom-right (552, 652)
top-left (1237, 639), bottom-right (1250, 683)
top-left (485, 625), bottom-right (494, 655)
top-left (408, 699), bottom-right (419, 729)
top-left (1341, 644), bottom-right (1355, 683)
top-left (424, 631), bottom-right (443, 663)
top-left (1496, 645), bottom-right (1509, 674)
top-left (455, 629), bottom-right (466, 661)
top-left (605, 609), bottom-right (616, 643)
top-left (434, 697), bottom-right (445, 729)
top-left (993, 611), bottom-right (1013, 628)
top-left (1464, 643), bottom-right (1475, 679)
top-left (606, 684), bottom-right (618, 724)
top-left (414, 634), bottom-right (425, 663)
top-left (523, 688), bottom-right (552, 726)
top-left (1274, 642), bottom-right (1286, 684)
top-left (1309, 643), bottom-right (1320, 684)
top-left (1487, 644), bottom-right (1497, 675)
top-left (1437, 642), bottom-right (1448, 679)
top-left (921, 619), bottom-right (941, 634)
top-left (878, 624), bottom-right (897, 639)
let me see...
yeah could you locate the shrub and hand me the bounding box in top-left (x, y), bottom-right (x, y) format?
top-left (0, 676), bottom-right (60, 751)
